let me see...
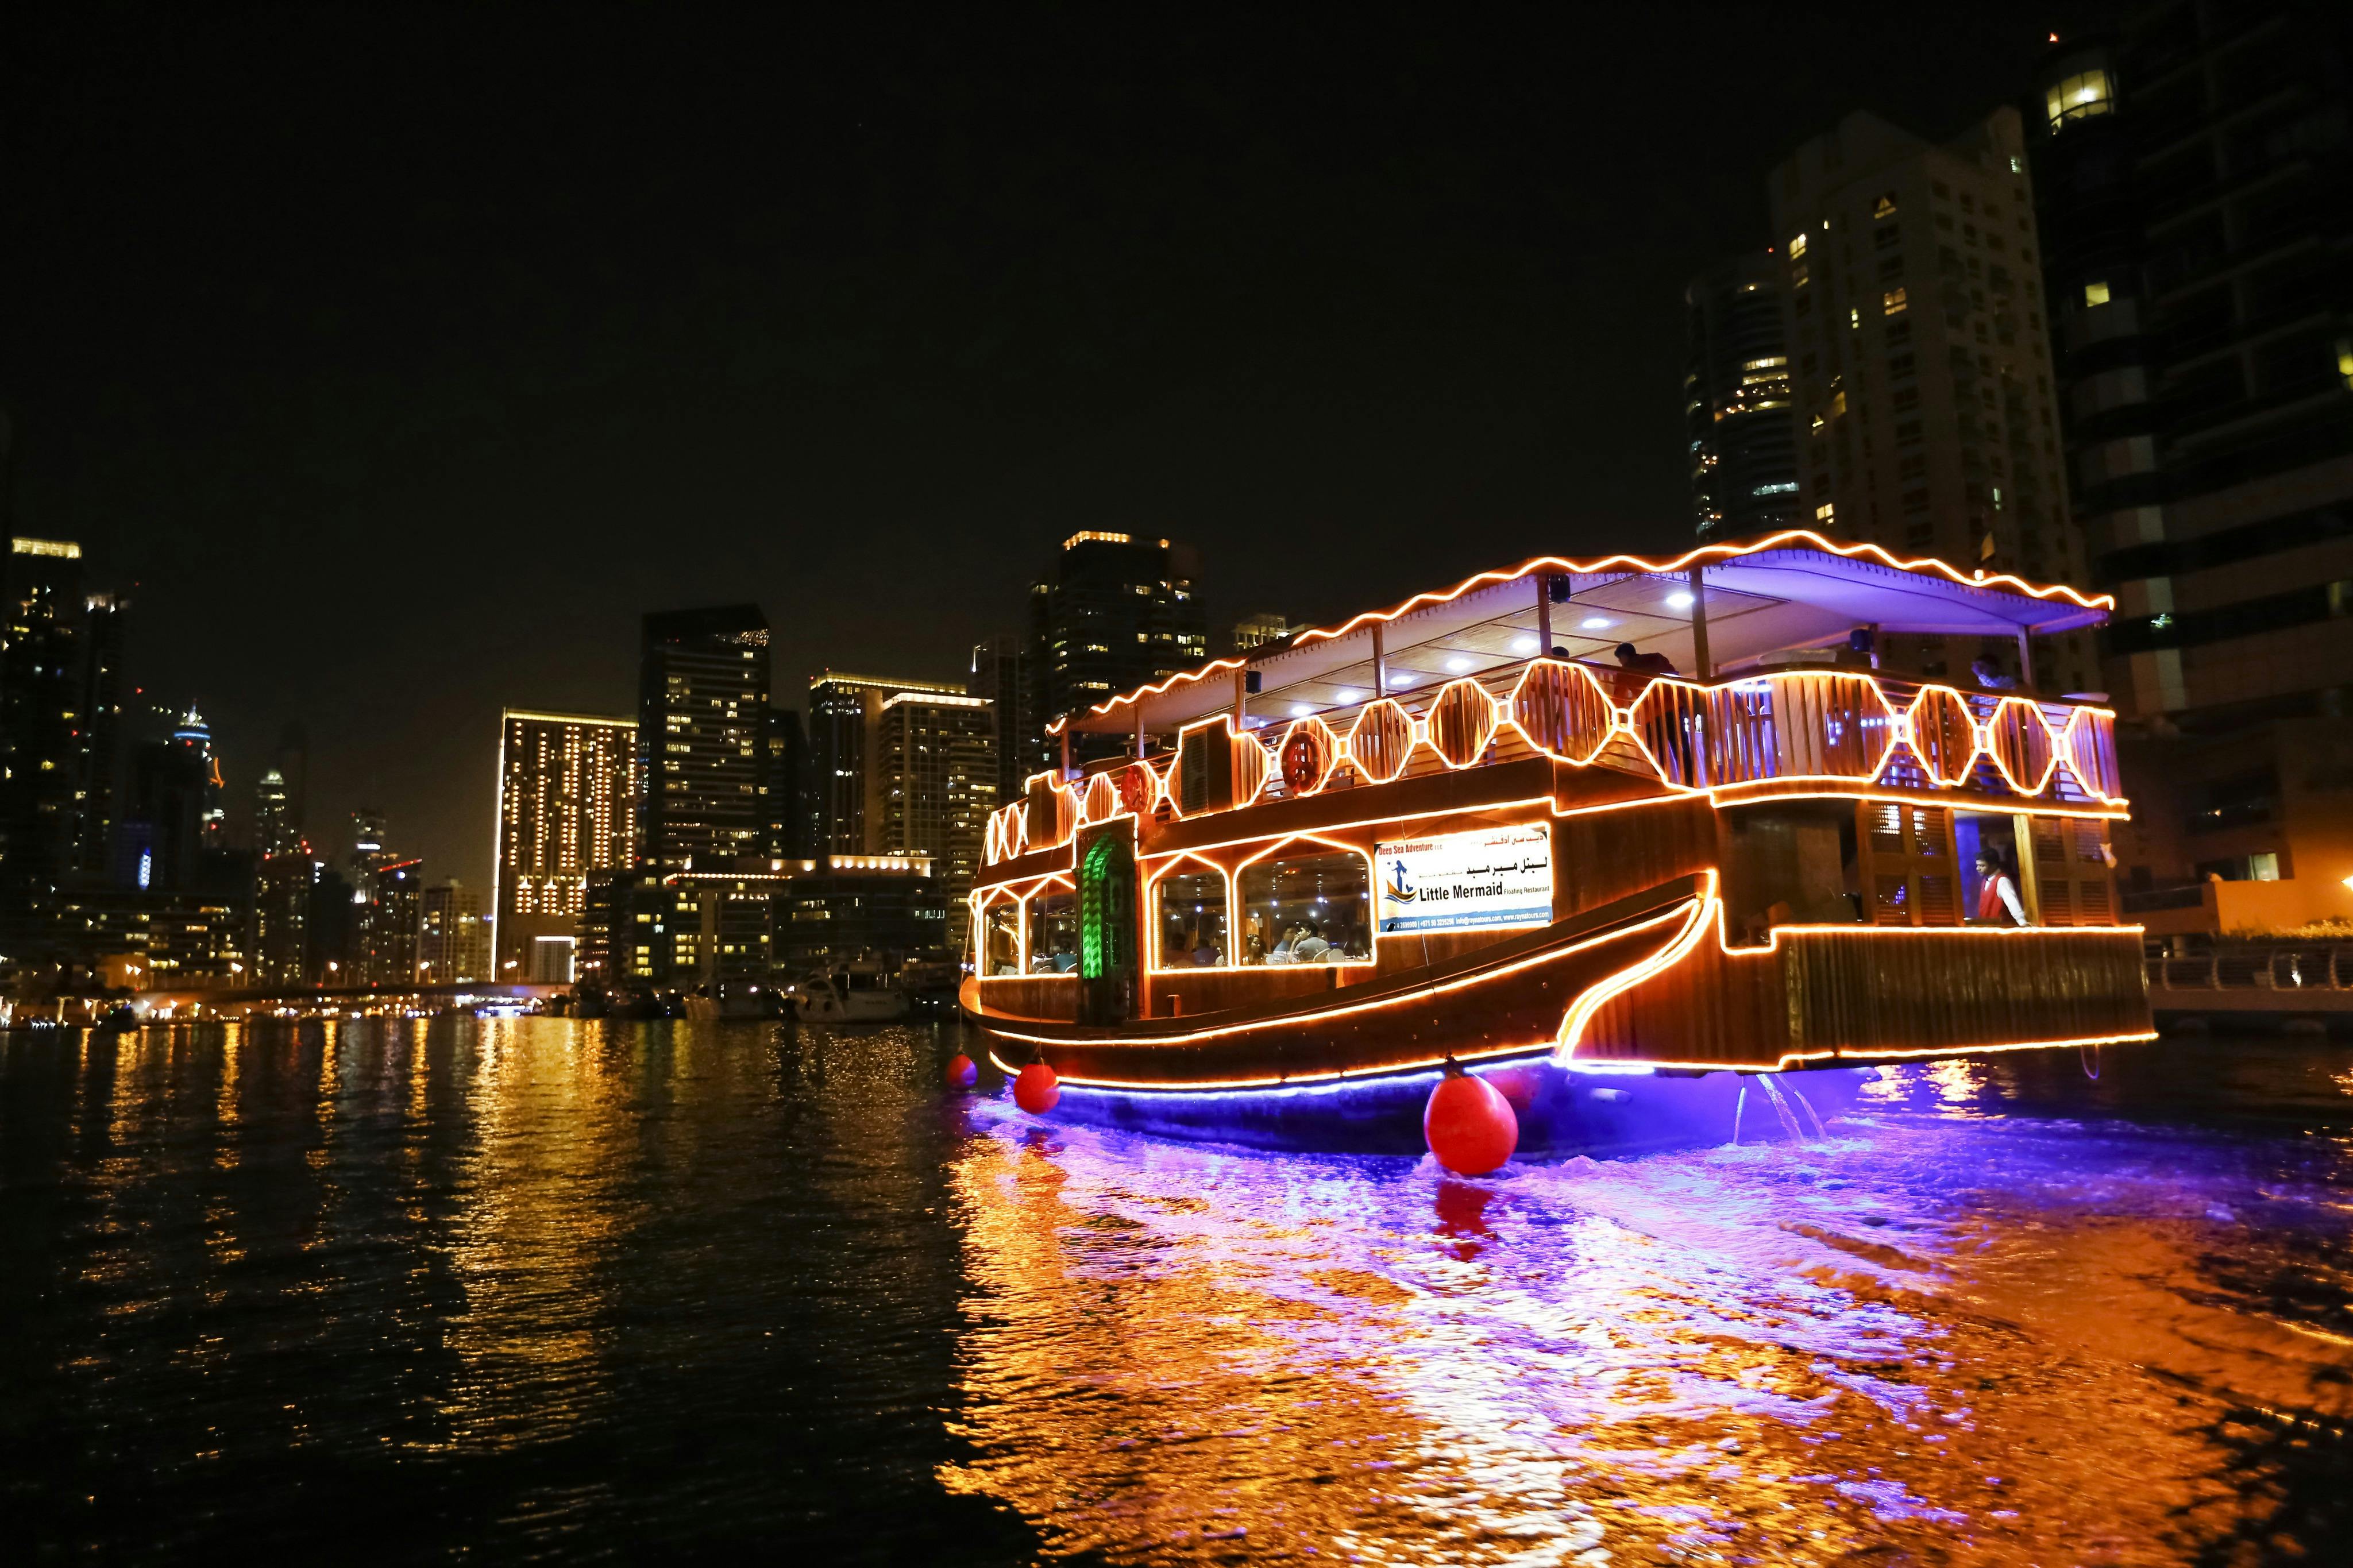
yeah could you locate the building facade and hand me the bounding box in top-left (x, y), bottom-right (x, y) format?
top-left (1769, 109), bottom-right (2093, 690)
top-left (873, 688), bottom-right (992, 944)
top-left (805, 673), bottom-right (992, 943)
top-left (1684, 253), bottom-right (1802, 538)
top-left (636, 605), bottom-right (769, 871)
top-left (2026, 5), bottom-right (2353, 925)
top-left (968, 632), bottom-right (1041, 807)
top-left (358, 856), bottom-right (423, 986)
top-left (1028, 532), bottom-right (1209, 763)
top-left (772, 854), bottom-right (948, 971)
top-left (418, 879), bottom-right (489, 983)
top-left (763, 705), bottom-right (811, 859)
top-left (493, 708), bottom-right (634, 976)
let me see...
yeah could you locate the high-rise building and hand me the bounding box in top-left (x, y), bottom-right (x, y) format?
top-left (119, 738), bottom-right (210, 891)
top-left (1028, 532), bottom-right (1209, 762)
top-left (254, 769), bottom-right (299, 859)
top-left (968, 632), bottom-right (1042, 806)
top-left (763, 706), bottom-right (811, 858)
top-left (72, 590), bottom-right (126, 876)
top-left (361, 856), bottom-right (423, 986)
top-left (807, 673), bottom-right (994, 942)
top-left (168, 708), bottom-right (228, 848)
top-left (1, 536), bottom-right (86, 952)
top-left (419, 879), bottom-right (489, 983)
top-left (1769, 108), bottom-right (2092, 689)
top-left (2026, 6), bottom-right (2353, 928)
top-left (636, 606), bottom-right (770, 871)
top-left (253, 850), bottom-right (313, 988)
top-left (874, 687), bottom-right (993, 944)
top-left (492, 708), bottom-right (634, 976)
top-left (1684, 253), bottom-right (1802, 538)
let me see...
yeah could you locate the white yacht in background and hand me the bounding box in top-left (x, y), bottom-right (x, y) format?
top-left (785, 960), bottom-right (913, 1023)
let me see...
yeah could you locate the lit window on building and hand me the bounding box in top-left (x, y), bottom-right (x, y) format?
top-left (1882, 288), bottom-right (1908, 316)
top-left (1815, 503), bottom-right (1835, 523)
top-left (2045, 69), bottom-right (2113, 128)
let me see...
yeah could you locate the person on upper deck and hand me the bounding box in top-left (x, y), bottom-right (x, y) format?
top-left (1612, 643), bottom-right (1677, 702)
top-left (1972, 655), bottom-right (2019, 691)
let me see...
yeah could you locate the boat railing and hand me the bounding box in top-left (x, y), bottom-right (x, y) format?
top-left (988, 655), bottom-right (2120, 865)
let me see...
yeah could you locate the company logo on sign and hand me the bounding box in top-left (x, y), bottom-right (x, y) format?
top-left (1374, 825), bottom-right (1552, 935)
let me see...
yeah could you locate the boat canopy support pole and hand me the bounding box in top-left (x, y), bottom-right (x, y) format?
top-left (1232, 667), bottom-right (1247, 733)
top-left (1372, 622), bottom-right (1387, 697)
top-left (1687, 565), bottom-right (1712, 681)
top-left (2015, 627), bottom-right (2036, 690)
top-left (1059, 728), bottom-right (1071, 778)
top-left (1535, 571), bottom-right (1553, 653)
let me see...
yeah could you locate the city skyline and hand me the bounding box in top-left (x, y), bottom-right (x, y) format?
top-left (0, 5), bottom-right (2119, 893)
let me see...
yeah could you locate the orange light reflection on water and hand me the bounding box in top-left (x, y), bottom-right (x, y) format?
top-left (940, 1091), bottom-right (2353, 1565)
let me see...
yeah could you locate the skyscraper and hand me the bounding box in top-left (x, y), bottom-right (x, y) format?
top-left (807, 673), bottom-right (994, 936)
top-left (1684, 253), bottom-right (1802, 538)
top-left (873, 686), bottom-right (993, 944)
top-left (763, 705), bottom-right (811, 858)
top-left (72, 589), bottom-right (125, 876)
top-left (1028, 532), bottom-right (1209, 762)
top-left (636, 606), bottom-right (770, 871)
top-left (1769, 108), bottom-right (2092, 689)
top-left (361, 856), bottom-right (424, 986)
top-left (968, 632), bottom-right (1040, 806)
top-left (492, 708), bottom-right (634, 976)
top-left (1, 536), bottom-right (86, 948)
top-left (2026, 9), bottom-right (2353, 919)
top-left (254, 769), bottom-right (298, 859)
top-left (419, 879), bottom-right (489, 983)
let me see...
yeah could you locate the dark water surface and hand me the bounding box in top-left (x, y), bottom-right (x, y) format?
top-left (3, 1022), bottom-right (2350, 1565)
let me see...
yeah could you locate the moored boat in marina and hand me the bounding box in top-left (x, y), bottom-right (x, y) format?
top-left (959, 531), bottom-right (2154, 1157)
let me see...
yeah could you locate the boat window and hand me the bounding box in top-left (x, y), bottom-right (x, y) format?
top-left (981, 901), bottom-right (1021, 977)
top-left (1239, 848), bottom-right (1373, 965)
top-left (1026, 887), bottom-right (1078, 974)
top-left (1155, 866), bottom-right (1229, 968)
top-left (1954, 813), bottom-right (2029, 925)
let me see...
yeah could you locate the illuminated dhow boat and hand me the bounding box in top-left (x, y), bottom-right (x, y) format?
top-left (959, 531), bottom-right (2153, 1157)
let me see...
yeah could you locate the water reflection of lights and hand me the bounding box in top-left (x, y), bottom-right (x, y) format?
top-left (943, 1088), bottom-right (2353, 1564)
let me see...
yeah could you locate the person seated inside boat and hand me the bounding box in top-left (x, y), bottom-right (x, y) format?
top-left (1612, 642), bottom-right (1677, 701)
top-left (1181, 918), bottom-right (1222, 967)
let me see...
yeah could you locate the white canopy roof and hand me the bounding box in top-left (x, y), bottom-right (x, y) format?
top-left (1056, 531), bottom-right (2112, 735)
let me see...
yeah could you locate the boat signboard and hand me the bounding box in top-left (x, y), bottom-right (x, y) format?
top-left (1374, 825), bottom-right (1552, 935)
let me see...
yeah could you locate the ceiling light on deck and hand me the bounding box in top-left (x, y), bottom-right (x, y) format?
top-left (1511, 635), bottom-right (1539, 654)
top-left (1581, 616), bottom-right (1613, 631)
top-left (1445, 656), bottom-right (1473, 673)
top-left (1290, 703), bottom-right (1313, 717)
top-left (1387, 673), bottom-right (1414, 688)
top-left (1334, 688), bottom-right (1362, 704)
top-left (1667, 591), bottom-right (1696, 609)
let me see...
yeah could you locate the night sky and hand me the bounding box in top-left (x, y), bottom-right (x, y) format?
top-left (5, 6), bottom-right (2116, 885)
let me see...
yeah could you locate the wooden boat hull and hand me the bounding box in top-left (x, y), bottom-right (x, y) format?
top-left (966, 877), bottom-right (1711, 1092)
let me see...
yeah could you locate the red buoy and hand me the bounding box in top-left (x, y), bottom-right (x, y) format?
top-left (945, 1053), bottom-right (978, 1090)
top-left (1013, 1061), bottom-right (1060, 1115)
top-left (1425, 1071), bottom-right (1518, 1176)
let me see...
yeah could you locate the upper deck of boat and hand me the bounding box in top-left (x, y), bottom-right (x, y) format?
top-left (982, 531), bottom-right (2123, 878)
